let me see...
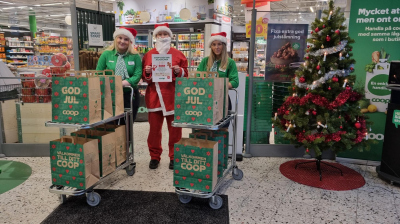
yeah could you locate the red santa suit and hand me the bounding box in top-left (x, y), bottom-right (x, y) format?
top-left (142, 47), bottom-right (188, 161)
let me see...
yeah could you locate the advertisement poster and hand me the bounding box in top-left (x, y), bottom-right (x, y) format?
top-left (264, 24), bottom-right (308, 82)
top-left (337, 0), bottom-right (400, 161)
top-left (151, 54), bottom-right (172, 82)
top-left (87, 24), bottom-right (104, 47)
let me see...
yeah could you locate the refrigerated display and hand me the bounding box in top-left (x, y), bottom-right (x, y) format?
top-left (232, 41), bottom-right (249, 73)
top-left (255, 37), bottom-right (267, 75)
top-left (176, 33), bottom-right (204, 71)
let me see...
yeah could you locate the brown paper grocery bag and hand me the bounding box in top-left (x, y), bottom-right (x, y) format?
top-left (104, 70), bottom-right (124, 116)
top-left (87, 70), bottom-right (113, 120)
top-left (95, 124), bottom-right (126, 167)
top-left (71, 129), bottom-right (116, 177)
top-left (50, 135), bottom-right (100, 189)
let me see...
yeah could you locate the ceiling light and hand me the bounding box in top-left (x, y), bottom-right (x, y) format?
top-left (29, 7), bottom-right (32, 10)
top-left (50, 14), bottom-right (65, 17)
top-left (43, 3), bottom-right (63, 6)
top-left (0, 1), bottom-right (14, 4)
top-left (310, 7), bottom-right (314, 12)
top-left (33, 5), bottom-right (41, 7)
top-left (2, 7), bottom-right (15, 10)
top-left (65, 15), bottom-right (71, 25)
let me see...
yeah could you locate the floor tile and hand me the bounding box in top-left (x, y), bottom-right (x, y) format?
top-left (312, 211), bottom-right (356, 224)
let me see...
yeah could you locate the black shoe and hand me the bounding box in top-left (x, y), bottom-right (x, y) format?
top-left (169, 160), bottom-right (174, 170)
top-left (149, 160), bottom-right (159, 169)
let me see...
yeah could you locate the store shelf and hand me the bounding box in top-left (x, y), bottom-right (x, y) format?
top-left (9, 62), bottom-right (27, 65)
top-left (178, 40), bottom-right (202, 42)
top-left (8, 40), bottom-right (34, 43)
top-left (8, 52), bottom-right (34, 54)
top-left (8, 46), bottom-right (34, 48)
top-left (8, 57), bottom-right (27, 59)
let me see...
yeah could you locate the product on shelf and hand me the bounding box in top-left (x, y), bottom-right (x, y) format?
top-left (51, 53), bottom-right (68, 66)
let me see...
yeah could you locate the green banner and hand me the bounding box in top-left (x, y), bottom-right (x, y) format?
top-left (338, 0), bottom-right (400, 161)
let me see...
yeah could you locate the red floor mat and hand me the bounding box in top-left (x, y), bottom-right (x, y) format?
top-left (279, 159), bottom-right (365, 191)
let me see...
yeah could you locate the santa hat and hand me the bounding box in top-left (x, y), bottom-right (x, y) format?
top-left (153, 23), bottom-right (173, 38)
top-left (113, 27), bottom-right (137, 43)
top-left (208, 32), bottom-right (227, 47)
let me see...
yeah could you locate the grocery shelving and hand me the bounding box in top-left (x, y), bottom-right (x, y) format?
top-left (176, 33), bottom-right (204, 70)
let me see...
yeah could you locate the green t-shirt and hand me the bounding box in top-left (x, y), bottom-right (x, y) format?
top-left (96, 49), bottom-right (142, 90)
top-left (197, 57), bottom-right (239, 88)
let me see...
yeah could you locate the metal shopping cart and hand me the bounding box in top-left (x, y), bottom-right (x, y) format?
top-left (46, 86), bottom-right (136, 206)
top-left (172, 89), bottom-right (244, 209)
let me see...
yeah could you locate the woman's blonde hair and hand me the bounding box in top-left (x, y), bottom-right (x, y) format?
top-left (207, 42), bottom-right (228, 71)
top-left (106, 37), bottom-right (138, 55)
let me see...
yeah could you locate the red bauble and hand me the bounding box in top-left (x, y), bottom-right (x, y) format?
top-left (328, 86), bottom-right (331, 90)
top-left (355, 122), bottom-right (361, 129)
top-left (312, 111), bottom-right (317, 116)
top-left (335, 29), bottom-right (340, 35)
top-left (275, 131), bottom-right (277, 135)
top-left (311, 31), bottom-right (314, 34)
top-left (340, 125), bottom-right (343, 129)
top-left (346, 86), bottom-right (351, 90)
top-left (306, 56), bottom-right (309, 59)
top-left (350, 48), bottom-right (352, 51)
top-left (272, 125), bottom-right (274, 128)
top-left (307, 49), bottom-right (310, 53)
top-left (332, 77), bottom-right (339, 82)
top-left (326, 35), bottom-right (331, 41)
top-left (315, 27), bottom-right (320, 32)
top-left (285, 110), bottom-right (290, 115)
top-left (292, 87), bottom-right (295, 90)
top-left (350, 67), bottom-right (354, 71)
top-left (306, 87), bottom-right (310, 91)
top-left (323, 24), bottom-right (326, 28)
top-left (307, 45), bottom-right (310, 48)
top-left (299, 77), bottom-right (306, 83)
top-left (316, 65), bottom-right (321, 70)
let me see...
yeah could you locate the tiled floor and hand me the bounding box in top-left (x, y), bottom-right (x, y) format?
top-left (0, 122), bottom-right (399, 224)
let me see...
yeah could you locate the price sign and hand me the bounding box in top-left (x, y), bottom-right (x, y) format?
top-left (246, 22), bottom-right (268, 39)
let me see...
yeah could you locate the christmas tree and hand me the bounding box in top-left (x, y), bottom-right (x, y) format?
top-left (272, 0), bottom-right (375, 157)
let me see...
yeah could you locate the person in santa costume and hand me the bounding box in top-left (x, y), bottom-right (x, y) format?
top-left (197, 32), bottom-right (239, 125)
top-left (142, 23), bottom-right (188, 169)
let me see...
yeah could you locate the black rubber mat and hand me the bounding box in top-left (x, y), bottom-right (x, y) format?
top-left (41, 189), bottom-right (229, 224)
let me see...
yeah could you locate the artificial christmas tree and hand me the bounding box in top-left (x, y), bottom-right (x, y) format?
top-left (273, 0), bottom-right (375, 179)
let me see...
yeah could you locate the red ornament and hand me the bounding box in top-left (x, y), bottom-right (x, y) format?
top-left (346, 86), bottom-right (351, 90)
top-left (307, 49), bottom-right (310, 53)
top-left (285, 110), bottom-right (290, 115)
top-left (307, 45), bottom-right (310, 48)
top-left (328, 86), bottom-right (331, 90)
top-left (275, 131), bottom-right (277, 135)
top-left (350, 48), bottom-right (352, 51)
top-left (332, 77), bottom-right (339, 82)
top-left (323, 24), bottom-right (326, 28)
top-left (335, 29), bottom-right (340, 35)
top-left (311, 31), bottom-right (314, 34)
top-left (272, 125), bottom-right (275, 128)
top-left (292, 87), bottom-right (295, 90)
top-left (306, 87), bottom-right (309, 91)
top-left (340, 125), bottom-right (343, 129)
top-left (350, 67), bottom-right (354, 71)
top-left (326, 35), bottom-right (331, 41)
top-left (355, 122), bottom-right (361, 129)
top-left (315, 27), bottom-right (320, 32)
top-left (312, 111), bottom-right (317, 116)
top-left (316, 65), bottom-right (321, 70)
top-left (306, 56), bottom-right (309, 59)
top-left (299, 77), bottom-right (306, 83)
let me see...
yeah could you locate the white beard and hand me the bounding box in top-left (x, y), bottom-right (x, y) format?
top-left (155, 37), bottom-right (171, 54)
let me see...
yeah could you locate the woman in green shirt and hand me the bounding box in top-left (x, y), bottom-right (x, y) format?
top-left (197, 32), bottom-right (239, 115)
top-left (96, 27), bottom-right (142, 122)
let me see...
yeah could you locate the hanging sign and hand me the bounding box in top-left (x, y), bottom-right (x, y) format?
top-left (245, 17), bottom-right (268, 39)
top-left (88, 24), bottom-right (104, 47)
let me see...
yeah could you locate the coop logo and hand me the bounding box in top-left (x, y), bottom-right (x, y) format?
top-left (138, 107), bottom-right (148, 113)
top-left (185, 111), bottom-right (202, 117)
top-left (181, 163), bottom-right (206, 172)
top-left (57, 160), bottom-right (79, 169)
top-left (368, 133), bottom-right (384, 140)
top-left (63, 110), bottom-right (80, 116)
top-left (372, 98), bottom-right (390, 104)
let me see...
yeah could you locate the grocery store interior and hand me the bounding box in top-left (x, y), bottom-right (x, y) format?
top-left (1, 0), bottom-right (400, 223)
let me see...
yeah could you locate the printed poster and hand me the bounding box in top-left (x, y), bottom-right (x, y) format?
top-left (265, 24), bottom-right (308, 82)
top-left (152, 54), bottom-right (172, 82)
top-left (337, 0), bottom-right (400, 161)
